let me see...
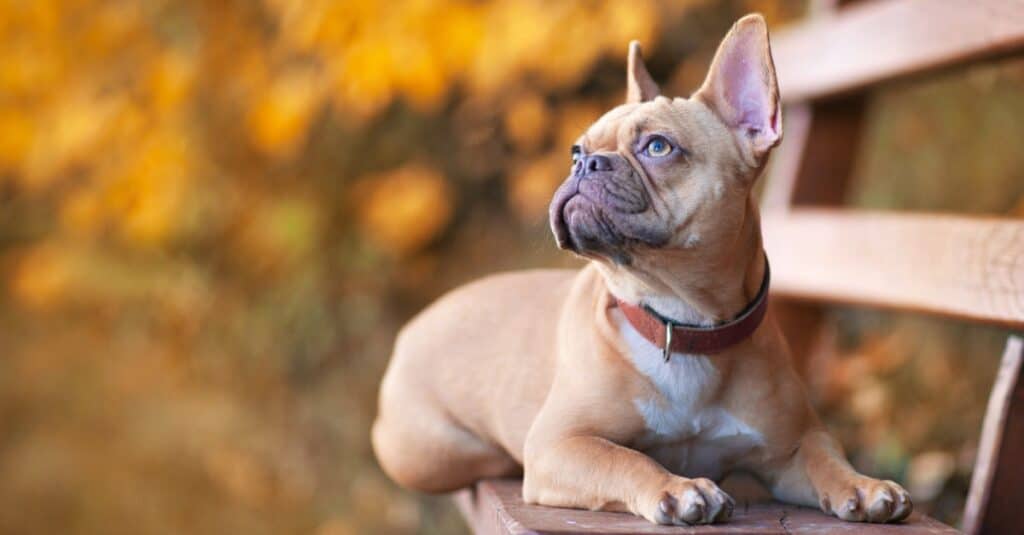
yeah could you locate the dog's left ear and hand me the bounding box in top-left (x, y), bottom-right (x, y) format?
top-left (695, 14), bottom-right (782, 164)
top-left (626, 41), bottom-right (660, 104)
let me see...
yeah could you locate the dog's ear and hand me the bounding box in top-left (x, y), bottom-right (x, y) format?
top-left (626, 41), bottom-right (660, 104)
top-left (695, 14), bottom-right (782, 162)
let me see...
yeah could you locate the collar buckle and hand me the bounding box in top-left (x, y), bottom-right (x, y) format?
top-left (662, 319), bottom-right (673, 363)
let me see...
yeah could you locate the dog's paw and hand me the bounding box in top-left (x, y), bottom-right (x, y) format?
top-left (649, 477), bottom-right (734, 525)
top-left (819, 477), bottom-right (912, 523)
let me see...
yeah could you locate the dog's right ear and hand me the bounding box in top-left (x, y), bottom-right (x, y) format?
top-left (626, 41), bottom-right (660, 104)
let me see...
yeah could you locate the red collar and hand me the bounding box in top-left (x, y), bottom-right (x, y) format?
top-left (612, 261), bottom-right (770, 361)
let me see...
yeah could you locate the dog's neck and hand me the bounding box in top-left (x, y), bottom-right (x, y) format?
top-left (602, 199), bottom-right (766, 328)
top-left (642, 246), bottom-right (765, 327)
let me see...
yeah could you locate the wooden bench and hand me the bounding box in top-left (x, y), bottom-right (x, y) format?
top-left (457, 0), bottom-right (1024, 532)
top-left (454, 479), bottom-right (961, 534)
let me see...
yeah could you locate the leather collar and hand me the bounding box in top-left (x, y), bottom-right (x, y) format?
top-left (612, 260), bottom-right (770, 361)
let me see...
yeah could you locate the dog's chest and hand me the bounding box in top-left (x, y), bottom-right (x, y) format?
top-left (613, 310), bottom-right (764, 479)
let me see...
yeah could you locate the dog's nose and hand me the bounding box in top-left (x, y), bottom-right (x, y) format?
top-left (584, 154), bottom-right (613, 174)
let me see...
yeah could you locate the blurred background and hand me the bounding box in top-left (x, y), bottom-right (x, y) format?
top-left (2, 0), bottom-right (1023, 533)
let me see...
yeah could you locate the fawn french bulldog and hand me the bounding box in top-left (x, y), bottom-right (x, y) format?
top-left (372, 15), bottom-right (912, 525)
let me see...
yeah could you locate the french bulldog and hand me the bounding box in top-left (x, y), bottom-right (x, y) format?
top-left (372, 14), bottom-right (912, 526)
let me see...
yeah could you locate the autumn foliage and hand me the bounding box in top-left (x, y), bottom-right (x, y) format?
top-left (1, 0), bottom-right (1020, 533)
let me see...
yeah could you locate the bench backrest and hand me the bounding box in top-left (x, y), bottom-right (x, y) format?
top-left (762, 1), bottom-right (1024, 533)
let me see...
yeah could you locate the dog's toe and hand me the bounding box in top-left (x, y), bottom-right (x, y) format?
top-left (663, 477), bottom-right (729, 522)
top-left (866, 489), bottom-right (894, 522)
top-left (677, 490), bottom-right (706, 524)
top-left (653, 477), bottom-right (732, 525)
top-left (824, 478), bottom-right (913, 523)
top-left (884, 481), bottom-right (913, 522)
top-left (837, 492), bottom-right (866, 522)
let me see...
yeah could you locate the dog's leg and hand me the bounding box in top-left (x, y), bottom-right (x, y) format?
top-left (768, 429), bottom-right (912, 522)
top-left (523, 435), bottom-right (734, 525)
top-left (373, 392), bottom-right (520, 493)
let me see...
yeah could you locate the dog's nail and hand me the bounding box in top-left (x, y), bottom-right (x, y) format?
top-left (722, 500), bottom-right (734, 520)
top-left (868, 492), bottom-right (894, 522)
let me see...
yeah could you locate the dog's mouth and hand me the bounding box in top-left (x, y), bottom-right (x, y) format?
top-left (549, 178), bottom-right (579, 251)
top-left (549, 178), bottom-right (635, 265)
top-left (549, 166), bottom-right (670, 265)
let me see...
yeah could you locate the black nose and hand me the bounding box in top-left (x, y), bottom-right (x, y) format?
top-left (582, 154), bottom-right (614, 175)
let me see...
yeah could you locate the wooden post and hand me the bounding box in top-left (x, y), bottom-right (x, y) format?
top-left (962, 335), bottom-right (1024, 535)
top-left (759, 0), bottom-right (870, 375)
top-left (761, 96), bottom-right (867, 373)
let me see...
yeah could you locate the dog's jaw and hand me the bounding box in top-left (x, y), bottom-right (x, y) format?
top-left (548, 153), bottom-right (670, 267)
top-left (549, 177), bottom-right (577, 251)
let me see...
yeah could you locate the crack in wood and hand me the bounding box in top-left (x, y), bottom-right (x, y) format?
top-left (778, 510), bottom-right (793, 535)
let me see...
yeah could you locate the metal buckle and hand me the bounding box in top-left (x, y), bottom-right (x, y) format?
top-left (662, 320), bottom-right (673, 363)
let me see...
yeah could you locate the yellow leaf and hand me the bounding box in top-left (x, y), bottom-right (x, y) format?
top-left (504, 92), bottom-right (550, 153)
top-left (508, 153), bottom-right (565, 222)
top-left (9, 243), bottom-right (72, 309)
top-left (0, 107), bottom-right (33, 174)
top-left (149, 50), bottom-right (196, 115)
top-left (58, 190), bottom-right (101, 237)
top-left (358, 165), bottom-right (454, 256)
top-left (555, 100), bottom-right (605, 150)
top-left (248, 68), bottom-right (324, 158)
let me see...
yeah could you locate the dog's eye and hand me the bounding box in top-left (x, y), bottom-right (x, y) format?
top-left (643, 136), bottom-right (672, 157)
top-left (571, 145), bottom-right (582, 164)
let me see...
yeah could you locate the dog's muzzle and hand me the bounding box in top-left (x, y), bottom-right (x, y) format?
top-left (548, 152), bottom-right (656, 257)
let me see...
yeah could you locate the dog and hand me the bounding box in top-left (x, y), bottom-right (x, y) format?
top-left (372, 14), bottom-right (912, 526)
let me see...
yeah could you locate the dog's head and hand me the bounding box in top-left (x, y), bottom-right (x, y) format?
top-left (549, 15), bottom-right (781, 305)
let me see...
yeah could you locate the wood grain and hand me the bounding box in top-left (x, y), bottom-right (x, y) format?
top-left (454, 479), bottom-right (960, 534)
top-left (962, 336), bottom-right (1024, 535)
top-left (762, 210), bottom-right (1024, 327)
top-left (772, 0), bottom-right (1024, 102)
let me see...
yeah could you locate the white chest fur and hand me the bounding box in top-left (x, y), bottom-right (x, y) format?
top-left (612, 309), bottom-right (764, 479)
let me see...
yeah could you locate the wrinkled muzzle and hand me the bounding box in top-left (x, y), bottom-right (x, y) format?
top-left (549, 152), bottom-right (669, 263)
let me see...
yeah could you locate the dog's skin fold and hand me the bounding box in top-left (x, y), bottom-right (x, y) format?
top-left (372, 14), bottom-right (912, 526)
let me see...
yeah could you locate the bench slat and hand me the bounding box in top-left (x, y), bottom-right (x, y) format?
top-left (455, 479), bottom-right (960, 534)
top-left (762, 210), bottom-right (1024, 327)
top-left (773, 0), bottom-right (1024, 102)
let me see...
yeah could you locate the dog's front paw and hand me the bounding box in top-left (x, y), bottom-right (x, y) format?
top-left (647, 476), bottom-right (734, 526)
top-left (819, 477), bottom-right (912, 523)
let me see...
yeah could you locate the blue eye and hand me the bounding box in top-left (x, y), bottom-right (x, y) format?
top-left (644, 136), bottom-right (672, 157)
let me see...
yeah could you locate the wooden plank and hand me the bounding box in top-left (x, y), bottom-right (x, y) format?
top-left (772, 0), bottom-right (1024, 102)
top-left (762, 210), bottom-right (1024, 327)
top-left (962, 336), bottom-right (1024, 535)
top-left (761, 0), bottom-right (867, 214)
top-left (455, 483), bottom-right (534, 535)
top-left (759, 0), bottom-right (868, 376)
top-left (455, 479), bottom-right (959, 534)
top-left (759, 97), bottom-right (865, 372)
